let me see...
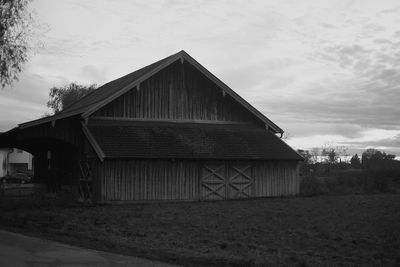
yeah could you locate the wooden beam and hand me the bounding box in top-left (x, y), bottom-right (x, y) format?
top-left (89, 116), bottom-right (252, 125)
top-left (80, 121), bottom-right (105, 162)
top-left (19, 110), bottom-right (82, 129)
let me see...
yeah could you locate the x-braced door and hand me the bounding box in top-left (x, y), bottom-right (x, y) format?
top-left (227, 164), bottom-right (252, 199)
top-left (200, 163), bottom-right (226, 200)
top-left (79, 161), bottom-right (92, 201)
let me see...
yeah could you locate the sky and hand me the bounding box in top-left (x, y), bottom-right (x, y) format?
top-left (1, 0), bottom-right (399, 157)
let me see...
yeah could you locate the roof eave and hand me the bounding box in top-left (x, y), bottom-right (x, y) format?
top-left (18, 110), bottom-right (83, 129)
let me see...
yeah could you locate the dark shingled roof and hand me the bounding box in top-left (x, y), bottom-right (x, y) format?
top-left (88, 119), bottom-right (302, 160)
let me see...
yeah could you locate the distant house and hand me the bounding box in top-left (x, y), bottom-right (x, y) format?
top-left (0, 149), bottom-right (7, 178)
top-left (0, 142), bottom-right (33, 178)
top-left (0, 51), bottom-right (302, 201)
top-left (7, 148), bottom-right (33, 174)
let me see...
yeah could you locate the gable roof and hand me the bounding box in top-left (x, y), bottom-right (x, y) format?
top-left (19, 50), bottom-right (283, 133)
top-left (88, 119), bottom-right (301, 160)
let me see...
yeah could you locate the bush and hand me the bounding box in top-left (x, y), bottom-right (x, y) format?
top-left (300, 168), bottom-right (399, 196)
top-left (300, 176), bottom-right (324, 196)
top-left (363, 170), bottom-right (396, 193)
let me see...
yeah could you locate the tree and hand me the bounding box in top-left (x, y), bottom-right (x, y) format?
top-left (320, 145), bottom-right (349, 164)
top-left (47, 83), bottom-right (97, 114)
top-left (321, 147), bottom-right (339, 164)
top-left (361, 148), bottom-right (396, 169)
top-left (350, 154), bottom-right (361, 168)
top-left (0, 0), bottom-right (32, 88)
top-left (310, 147), bottom-right (320, 163)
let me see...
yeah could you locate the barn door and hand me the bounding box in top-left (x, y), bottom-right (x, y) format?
top-left (227, 164), bottom-right (252, 199)
top-left (200, 163), bottom-right (226, 200)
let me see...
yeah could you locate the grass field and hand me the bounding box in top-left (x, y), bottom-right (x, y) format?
top-left (0, 194), bottom-right (399, 266)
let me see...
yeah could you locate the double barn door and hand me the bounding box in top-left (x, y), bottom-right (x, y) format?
top-left (200, 163), bottom-right (253, 200)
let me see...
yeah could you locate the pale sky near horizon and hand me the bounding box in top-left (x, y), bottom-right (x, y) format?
top-left (1, 0), bottom-right (399, 156)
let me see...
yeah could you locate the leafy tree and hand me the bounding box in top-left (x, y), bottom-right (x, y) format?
top-left (350, 154), bottom-right (361, 168)
top-left (361, 148), bottom-right (396, 169)
top-left (321, 147), bottom-right (339, 164)
top-left (47, 83), bottom-right (97, 114)
top-left (0, 0), bottom-right (32, 88)
top-left (385, 154), bottom-right (396, 160)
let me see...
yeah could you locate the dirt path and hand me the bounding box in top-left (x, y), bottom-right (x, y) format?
top-left (0, 230), bottom-right (179, 267)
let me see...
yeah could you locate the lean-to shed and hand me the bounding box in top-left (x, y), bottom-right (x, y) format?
top-left (0, 50), bottom-right (302, 202)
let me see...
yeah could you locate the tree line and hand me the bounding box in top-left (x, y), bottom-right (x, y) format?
top-left (297, 147), bottom-right (398, 170)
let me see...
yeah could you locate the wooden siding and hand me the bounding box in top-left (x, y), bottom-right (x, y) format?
top-left (93, 159), bottom-right (199, 201)
top-left (94, 61), bottom-right (261, 125)
top-left (253, 161), bottom-right (299, 197)
top-left (17, 119), bottom-right (83, 148)
top-left (93, 159), bottom-right (299, 202)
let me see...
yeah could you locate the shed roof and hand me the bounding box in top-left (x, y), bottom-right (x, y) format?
top-left (87, 119), bottom-right (302, 160)
top-left (19, 50), bottom-right (283, 133)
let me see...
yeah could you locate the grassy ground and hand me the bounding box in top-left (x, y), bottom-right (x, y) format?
top-left (0, 194), bottom-right (399, 266)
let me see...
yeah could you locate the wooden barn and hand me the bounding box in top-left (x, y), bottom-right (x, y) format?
top-left (0, 50), bottom-right (302, 202)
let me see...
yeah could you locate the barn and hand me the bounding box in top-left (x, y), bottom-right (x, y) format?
top-left (0, 50), bottom-right (302, 202)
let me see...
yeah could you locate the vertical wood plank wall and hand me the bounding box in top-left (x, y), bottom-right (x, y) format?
top-left (93, 159), bottom-right (300, 202)
top-left (19, 120), bottom-right (85, 187)
top-left (252, 161), bottom-right (299, 197)
top-left (93, 160), bottom-right (199, 201)
top-left (93, 61), bottom-right (260, 125)
top-left (19, 119), bottom-right (84, 148)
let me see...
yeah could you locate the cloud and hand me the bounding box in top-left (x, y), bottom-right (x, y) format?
top-left (282, 122), bottom-right (366, 140)
top-left (220, 57), bottom-right (298, 92)
top-left (3, 0), bottom-right (397, 156)
top-left (265, 26), bottom-right (400, 134)
top-left (337, 133), bottom-right (400, 155)
top-left (374, 39), bottom-right (391, 45)
top-left (343, 134), bottom-right (400, 148)
top-left (80, 65), bottom-right (107, 85)
top-left (380, 6), bottom-right (400, 14)
top-left (321, 23), bottom-right (335, 29)
top-left (0, 71), bottom-right (51, 131)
